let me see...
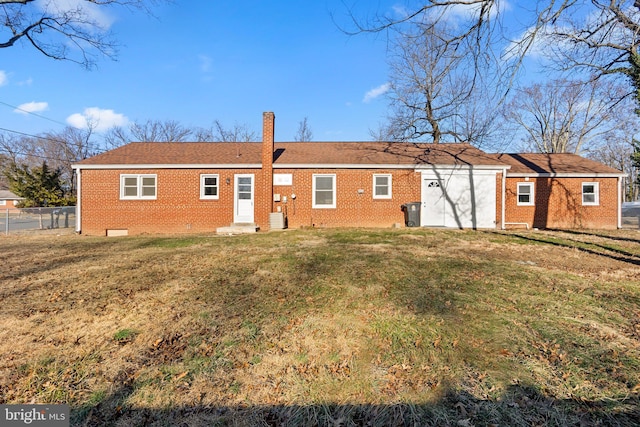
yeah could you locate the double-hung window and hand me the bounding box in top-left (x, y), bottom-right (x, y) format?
top-left (120, 174), bottom-right (157, 200)
top-left (582, 182), bottom-right (599, 205)
top-left (200, 174), bottom-right (219, 199)
top-left (313, 174), bottom-right (336, 208)
top-left (373, 174), bottom-right (392, 199)
top-left (517, 182), bottom-right (534, 206)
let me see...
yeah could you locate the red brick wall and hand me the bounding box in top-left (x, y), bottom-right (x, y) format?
top-left (504, 177), bottom-right (619, 229)
top-left (83, 167), bottom-right (621, 234)
top-left (273, 168), bottom-right (421, 228)
top-left (79, 167), bottom-right (424, 235)
top-left (79, 168), bottom-right (263, 235)
top-left (1, 200), bottom-right (21, 212)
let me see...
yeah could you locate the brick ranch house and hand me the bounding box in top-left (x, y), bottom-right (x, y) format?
top-left (72, 112), bottom-right (625, 236)
top-left (0, 190), bottom-right (23, 212)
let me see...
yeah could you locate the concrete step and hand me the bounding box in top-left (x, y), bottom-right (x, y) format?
top-left (216, 223), bottom-right (259, 235)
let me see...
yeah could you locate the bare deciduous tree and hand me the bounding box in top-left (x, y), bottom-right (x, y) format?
top-left (381, 18), bottom-right (499, 145)
top-left (36, 127), bottom-right (97, 192)
top-left (129, 120), bottom-right (192, 142)
top-left (1, 0), bottom-right (165, 68)
top-left (206, 120), bottom-right (258, 142)
top-left (0, 126), bottom-right (98, 193)
top-left (343, 1), bottom-right (640, 101)
top-left (294, 117), bottom-right (313, 142)
top-left (590, 138), bottom-right (639, 201)
top-left (504, 78), bottom-right (630, 154)
top-left (104, 120), bottom-right (197, 146)
top-left (104, 119), bottom-right (258, 146)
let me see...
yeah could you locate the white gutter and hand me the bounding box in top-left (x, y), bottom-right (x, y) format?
top-left (507, 173), bottom-right (626, 178)
top-left (73, 163), bottom-right (511, 171)
top-left (72, 164), bottom-right (262, 170)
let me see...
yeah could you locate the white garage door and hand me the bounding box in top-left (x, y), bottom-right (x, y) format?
top-left (421, 169), bottom-right (497, 229)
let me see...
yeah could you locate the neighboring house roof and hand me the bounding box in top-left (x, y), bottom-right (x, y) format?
top-left (74, 142), bottom-right (508, 169)
top-left (0, 190), bottom-right (22, 200)
top-left (494, 153), bottom-right (625, 176)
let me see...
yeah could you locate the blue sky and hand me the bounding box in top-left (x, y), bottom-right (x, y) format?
top-left (1, 0), bottom-right (579, 147)
top-left (1, 1), bottom-right (398, 143)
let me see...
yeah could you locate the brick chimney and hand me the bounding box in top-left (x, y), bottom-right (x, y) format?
top-left (262, 112), bottom-right (275, 170)
top-left (261, 112), bottom-right (275, 226)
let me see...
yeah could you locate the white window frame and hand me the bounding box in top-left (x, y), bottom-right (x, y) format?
top-left (312, 174), bottom-right (336, 209)
top-left (200, 174), bottom-right (219, 200)
top-left (516, 182), bottom-right (534, 206)
top-left (373, 174), bottom-right (392, 199)
top-left (120, 174), bottom-right (157, 200)
top-left (0, 200), bottom-right (6, 206)
top-left (582, 182), bottom-right (599, 206)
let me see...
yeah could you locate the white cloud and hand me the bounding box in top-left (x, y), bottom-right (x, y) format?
top-left (36, 0), bottom-right (115, 30)
top-left (17, 77), bottom-right (33, 86)
top-left (363, 83), bottom-right (390, 103)
top-left (503, 24), bottom-right (564, 62)
top-left (67, 107), bottom-right (128, 131)
top-left (199, 54), bottom-right (213, 73)
top-left (15, 102), bottom-right (49, 115)
top-left (0, 71), bottom-right (7, 87)
top-left (438, 0), bottom-right (510, 24)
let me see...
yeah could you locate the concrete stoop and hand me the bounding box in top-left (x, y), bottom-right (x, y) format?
top-left (216, 223), bottom-right (259, 235)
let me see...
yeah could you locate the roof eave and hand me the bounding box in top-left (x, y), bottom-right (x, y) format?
top-left (72, 163), bottom-right (262, 170)
top-left (507, 172), bottom-right (627, 178)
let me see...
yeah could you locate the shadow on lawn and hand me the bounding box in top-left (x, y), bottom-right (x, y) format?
top-left (74, 384), bottom-right (640, 427)
top-left (547, 228), bottom-right (640, 245)
top-left (506, 233), bottom-right (640, 267)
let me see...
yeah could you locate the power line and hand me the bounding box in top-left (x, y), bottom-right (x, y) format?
top-left (0, 146), bottom-right (70, 163)
top-left (0, 127), bottom-right (106, 163)
top-left (0, 126), bottom-right (105, 152)
top-left (0, 100), bottom-right (69, 128)
top-left (0, 126), bottom-right (71, 145)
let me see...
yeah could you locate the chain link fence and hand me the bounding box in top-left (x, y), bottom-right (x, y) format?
top-left (0, 204), bottom-right (637, 235)
top-left (2, 207), bottom-right (76, 235)
top-left (622, 202), bottom-right (640, 229)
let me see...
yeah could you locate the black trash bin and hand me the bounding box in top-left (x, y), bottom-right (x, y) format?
top-left (401, 202), bottom-right (421, 227)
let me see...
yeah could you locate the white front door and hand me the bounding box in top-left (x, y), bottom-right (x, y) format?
top-left (234, 174), bottom-right (254, 223)
top-left (421, 178), bottom-right (446, 227)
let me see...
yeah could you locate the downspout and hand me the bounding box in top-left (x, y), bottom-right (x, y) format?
top-left (618, 176), bottom-right (622, 229)
top-left (501, 168), bottom-right (507, 230)
top-left (75, 168), bottom-right (81, 234)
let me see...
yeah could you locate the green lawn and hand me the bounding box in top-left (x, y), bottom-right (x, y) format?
top-left (0, 228), bottom-right (639, 426)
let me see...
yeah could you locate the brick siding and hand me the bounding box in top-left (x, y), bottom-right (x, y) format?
top-left (80, 168), bottom-right (263, 235)
top-left (504, 177), bottom-right (619, 229)
top-left (79, 167), bottom-right (423, 235)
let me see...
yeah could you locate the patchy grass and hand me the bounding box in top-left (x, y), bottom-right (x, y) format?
top-left (0, 228), bottom-right (639, 426)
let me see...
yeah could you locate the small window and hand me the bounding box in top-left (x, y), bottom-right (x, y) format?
top-left (517, 182), bottom-right (534, 206)
top-left (0, 200), bottom-right (6, 206)
top-left (120, 174), bottom-right (157, 200)
top-left (200, 174), bottom-right (219, 199)
top-left (373, 174), bottom-right (392, 199)
top-left (582, 182), bottom-right (599, 205)
top-left (313, 174), bottom-right (336, 208)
